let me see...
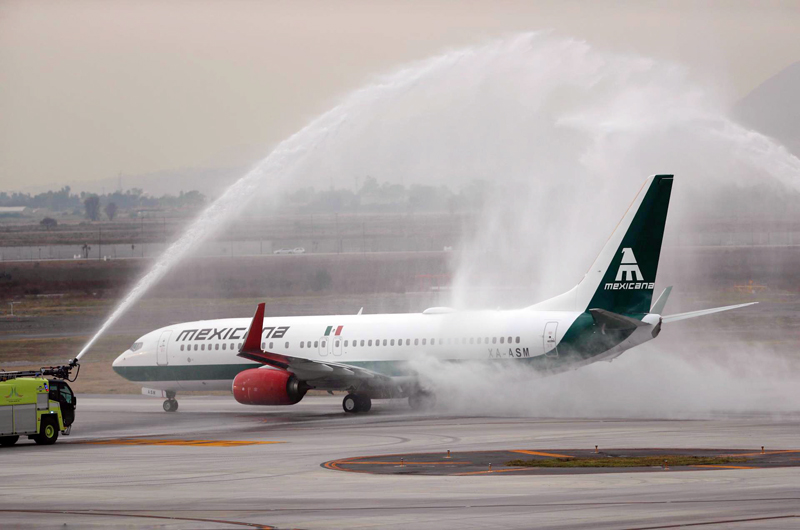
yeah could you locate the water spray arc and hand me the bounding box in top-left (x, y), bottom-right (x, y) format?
top-left (73, 36), bottom-right (526, 361)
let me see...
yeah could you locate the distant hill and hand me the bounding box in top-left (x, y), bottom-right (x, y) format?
top-left (733, 61), bottom-right (800, 157)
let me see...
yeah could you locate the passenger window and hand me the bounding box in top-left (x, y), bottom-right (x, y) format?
top-left (215, 344), bottom-right (219, 350)
top-left (335, 341), bottom-right (340, 348)
top-left (516, 337), bottom-right (520, 343)
top-left (269, 342), bottom-right (273, 349)
top-left (261, 342), bottom-right (265, 349)
top-left (194, 344), bottom-right (198, 351)
top-left (238, 343), bottom-right (242, 349)
top-left (422, 339), bottom-right (427, 345)
top-left (314, 341), bottom-right (319, 348)
top-left (492, 337), bottom-right (497, 344)
top-left (368, 340), bottom-right (373, 346)
top-left (414, 339), bottom-right (419, 346)
top-left (300, 341), bottom-right (304, 348)
top-left (390, 339), bottom-right (395, 346)
top-left (360, 340), bottom-right (365, 346)
top-left (383, 339), bottom-right (387, 346)
top-left (201, 344), bottom-right (205, 351)
top-left (508, 336), bottom-right (512, 344)
top-left (230, 343), bottom-right (234, 350)
top-left (406, 339), bottom-right (410, 346)
top-left (180, 345), bottom-right (184, 351)
top-left (500, 337), bottom-right (504, 344)
top-left (223, 343), bottom-right (226, 350)
top-left (285, 342), bottom-right (289, 349)
top-left (344, 340), bottom-right (348, 347)
top-left (321, 340), bottom-right (326, 348)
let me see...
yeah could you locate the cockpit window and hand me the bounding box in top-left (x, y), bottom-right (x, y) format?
top-left (130, 342), bottom-right (143, 352)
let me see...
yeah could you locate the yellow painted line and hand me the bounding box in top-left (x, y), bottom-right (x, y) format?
top-left (724, 450), bottom-right (800, 457)
top-left (512, 450), bottom-right (574, 459)
top-left (691, 465), bottom-right (757, 470)
top-left (82, 438), bottom-right (283, 447)
top-left (344, 461), bottom-right (470, 465)
top-left (455, 468), bottom-right (531, 476)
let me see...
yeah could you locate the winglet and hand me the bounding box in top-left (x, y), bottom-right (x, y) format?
top-left (240, 303), bottom-right (265, 355)
top-left (651, 286), bottom-right (672, 314)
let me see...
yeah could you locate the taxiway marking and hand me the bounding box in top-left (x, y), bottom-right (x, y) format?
top-left (512, 450), bottom-right (574, 458)
top-left (81, 438), bottom-right (283, 447)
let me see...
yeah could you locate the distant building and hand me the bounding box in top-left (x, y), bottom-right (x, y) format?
top-left (0, 206), bottom-right (31, 217)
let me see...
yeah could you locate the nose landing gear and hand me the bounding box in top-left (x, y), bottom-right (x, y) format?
top-left (163, 391), bottom-right (179, 412)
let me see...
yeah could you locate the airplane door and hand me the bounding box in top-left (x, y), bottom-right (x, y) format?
top-left (157, 330), bottom-right (172, 366)
top-left (544, 322), bottom-right (558, 357)
top-left (318, 336), bottom-right (342, 356)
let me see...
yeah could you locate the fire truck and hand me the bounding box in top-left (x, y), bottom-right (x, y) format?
top-left (0, 363), bottom-right (78, 446)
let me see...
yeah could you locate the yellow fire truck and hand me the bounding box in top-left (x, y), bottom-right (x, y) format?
top-left (0, 364), bottom-right (78, 446)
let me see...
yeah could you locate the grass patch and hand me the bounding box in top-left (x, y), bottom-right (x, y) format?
top-left (507, 455), bottom-right (748, 468)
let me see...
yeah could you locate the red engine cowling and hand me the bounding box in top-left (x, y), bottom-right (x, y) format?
top-left (232, 368), bottom-right (307, 406)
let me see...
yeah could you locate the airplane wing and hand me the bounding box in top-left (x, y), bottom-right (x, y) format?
top-left (237, 303), bottom-right (396, 388)
top-left (661, 302), bottom-right (758, 323)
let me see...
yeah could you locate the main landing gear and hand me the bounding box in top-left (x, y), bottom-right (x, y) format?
top-left (163, 391), bottom-right (179, 412)
top-left (342, 393), bottom-right (372, 414)
top-left (408, 391), bottom-right (436, 411)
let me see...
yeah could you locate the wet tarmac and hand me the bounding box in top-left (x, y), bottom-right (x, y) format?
top-left (1, 395), bottom-right (799, 529)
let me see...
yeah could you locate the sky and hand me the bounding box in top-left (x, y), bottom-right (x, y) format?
top-left (1, 0), bottom-right (798, 194)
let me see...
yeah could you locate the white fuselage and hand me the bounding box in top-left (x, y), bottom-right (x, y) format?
top-left (112, 308), bottom-right (662, 393)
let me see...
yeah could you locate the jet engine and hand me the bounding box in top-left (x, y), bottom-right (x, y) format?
top-left (232, 368), bottom-right (308, 406)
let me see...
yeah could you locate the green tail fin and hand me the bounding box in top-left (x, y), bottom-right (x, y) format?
top-left (585, 175), bottom-right (673, 314)
top-left (528, 175), bottom-right (673, 314)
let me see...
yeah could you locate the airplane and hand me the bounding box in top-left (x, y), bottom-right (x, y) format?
top-left (112, 175), bottom-right (756, 413)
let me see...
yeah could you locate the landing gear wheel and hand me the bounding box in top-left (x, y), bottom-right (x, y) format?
top-left (343, 393), bottom-right (359, 413)
top-left (408, 392), bottom-right (436, 411)
top-left (163, 399), bottom-right (179, 412)
top-left (33, 417), bottom-right (59, 445)
top-left (356, 395), bottom-right (372, 413)
top-left (0, 436), bottom-right (19, 447)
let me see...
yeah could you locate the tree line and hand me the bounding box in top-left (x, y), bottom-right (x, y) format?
top-left (1, 187), bottom-right (207, 220)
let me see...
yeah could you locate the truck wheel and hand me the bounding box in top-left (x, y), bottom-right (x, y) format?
top-left (33, 417), bottom-right (59, 445)
top-left (0, 436), bottom-right (19, 447)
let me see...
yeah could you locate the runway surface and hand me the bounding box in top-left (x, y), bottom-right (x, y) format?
top-left (2, 395), bottom-right (799, 529)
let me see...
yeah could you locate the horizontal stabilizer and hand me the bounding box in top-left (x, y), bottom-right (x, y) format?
top-left (662, 302), bottom-right (757, 323)
top-left (589, 308), bottom-right (648, 331)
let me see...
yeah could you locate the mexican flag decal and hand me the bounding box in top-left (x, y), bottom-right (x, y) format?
top-left (324, 325), bottom-right (344, 336)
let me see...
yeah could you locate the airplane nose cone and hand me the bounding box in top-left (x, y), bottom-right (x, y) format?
top-left (112, 351), bottom-right (129, 371)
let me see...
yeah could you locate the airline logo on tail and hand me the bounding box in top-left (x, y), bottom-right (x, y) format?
top-left (605, 248), bottom-right (655, 291)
